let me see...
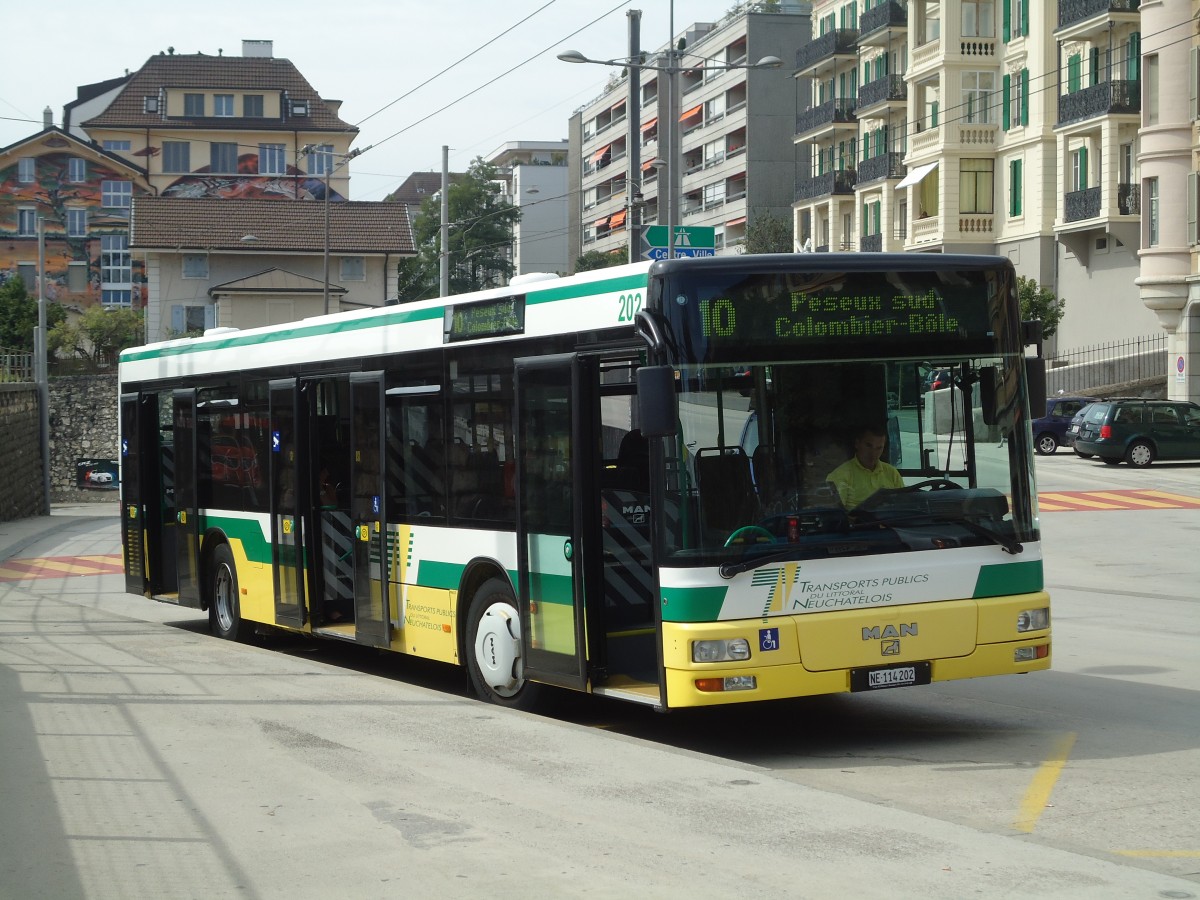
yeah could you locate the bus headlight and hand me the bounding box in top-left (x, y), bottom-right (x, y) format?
top-left (1016, 608), bottom-right (1050, 632)
top-left (693, 638), bottom-right (751, 663)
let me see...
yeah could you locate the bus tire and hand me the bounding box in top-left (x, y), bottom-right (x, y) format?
top-left (466, 577), bottom-right (540, 710)
top-left (209, 543), bottom-right (247, 641)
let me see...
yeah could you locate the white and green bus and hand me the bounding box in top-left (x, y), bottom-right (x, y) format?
top-left (118, 253), bottom-right (1051, 710)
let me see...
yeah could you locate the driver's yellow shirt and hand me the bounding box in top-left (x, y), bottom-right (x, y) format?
top-left (826, 457), bottom-right (903, 509)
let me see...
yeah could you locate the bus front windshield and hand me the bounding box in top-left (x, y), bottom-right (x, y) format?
top-left (660, 356), bottom-right (1038, 568)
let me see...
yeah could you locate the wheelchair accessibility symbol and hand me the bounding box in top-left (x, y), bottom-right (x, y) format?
top-left (759, 627), bottom-right (779, 652)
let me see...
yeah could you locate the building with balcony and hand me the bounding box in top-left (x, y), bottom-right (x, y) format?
top-left (486, 140), bottom-right (570, 278)
top-left (567, 5), bottom-right (810, 265)
top-left (792, 0), bottom-right (1161, 354)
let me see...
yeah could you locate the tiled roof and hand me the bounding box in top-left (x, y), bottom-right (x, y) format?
top-left (385, 171), bottom-right (459, 205)
top-left (131, 197), bottom-right (413, 254)
top-left (82, 53), bottom-right (356, 133)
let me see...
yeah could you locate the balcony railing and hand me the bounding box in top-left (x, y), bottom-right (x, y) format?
top-left (859, 0), bottom-right (907, 39)
top-left (1064, 186), bottom-right (1102, 222)
top-left (860, 233), bottom-right (883, 252)
top-left (1118, 182), bottom-right (1140, 215)
top-left (794, 169), bottom-right (857, 201)
top-left (795, 98), bottom-right (857, 136)
top-left (794, 29), bottom-right (858, 71)
top-left (1058, 0), bottom-right (1140, 30)
top-left (1057, 79), bottom-right (1140, 126)
top-left (857, 151), bottom-right (906, 185)
top-left (856, 74), bottom-right (907, 111)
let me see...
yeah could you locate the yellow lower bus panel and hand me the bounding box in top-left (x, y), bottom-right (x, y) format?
top-left (662, 592), bottom-right (1051, 708)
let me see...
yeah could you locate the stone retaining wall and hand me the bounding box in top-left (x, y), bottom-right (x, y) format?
top-left (0, 384), bottom-right (44, 521)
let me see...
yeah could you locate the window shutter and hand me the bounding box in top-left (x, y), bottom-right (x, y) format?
top-left (1068, 55), bottom-right (1081, 94)
top-left (1191, 47), bottom-right (1199, 121)
top-left (171, 305), bottom-right (185, 334)
top-left (931, 101), bottom-right (938, 127)
top-left (1021, 69), bottom-right (1030, 125)
top-left (1003, 0), bottom-right (1011, 43)
top-left (1189, 172), bottom-right (1198, 245)
top-left (204, 305), bottom-right (216, 329)
top-left (1127, 33), bottom-right (1140, 82)
top-left (1090, 48), bottom-right (1100, 87)
top-left (1002, 74), bottom-right (1011, 130)
top-left (1079, 147), bottom-right (1089, 189)
top-left (1021, 0), bottom-right (1029, 37)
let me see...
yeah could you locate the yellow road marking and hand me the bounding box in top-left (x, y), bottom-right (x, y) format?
top-left (1037, 501), bottom-right (1071, 511)
top-left (1112, 850), bottom-right (1200, 858)
top-left (1039, 494), bottom-right (1124, 510)
top-left (1013, 732), bottom-right (1076, 833)
top-left (1087, 491), bottom-right (1176, 508)
top-left (1139, 489), bottom-right (1200, 505)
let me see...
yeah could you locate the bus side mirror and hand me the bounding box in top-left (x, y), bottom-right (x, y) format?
top-left (1026, 357), bottom-right (1046, 418)
top-left (636, 366), bottom-right (678, 439)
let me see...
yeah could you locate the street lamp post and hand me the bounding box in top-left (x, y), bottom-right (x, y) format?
top-left (558, 42), bottom-right (779, 263)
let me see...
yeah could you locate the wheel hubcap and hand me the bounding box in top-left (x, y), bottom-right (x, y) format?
top-left (474, 602), bottom-right (523, 696)
top-left (214, 564), bottom-right (234, 631)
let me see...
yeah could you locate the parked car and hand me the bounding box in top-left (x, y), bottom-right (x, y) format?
top-left (1066, 402), bottom-right (1101, 457)
top-left (1031, 395), bottom-right (1092, 455)
top-left (922, 367), bottom-right (954, 394)
top-left (1072, 399), bottom-right (1200, 467)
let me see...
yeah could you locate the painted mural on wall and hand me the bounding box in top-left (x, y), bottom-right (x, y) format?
top-left (0, 151), bottom-right (145, 306)
top-left (161, 155), bottom-right (345, 202)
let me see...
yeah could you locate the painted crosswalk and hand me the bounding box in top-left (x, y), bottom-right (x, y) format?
top-left (1038, 489), bottom-right (1200, 512)
top-left (0, 553), bottom-right (123, 582)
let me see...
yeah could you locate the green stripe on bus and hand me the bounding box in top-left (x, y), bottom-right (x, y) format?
top-left (417, 560), bottom-right (467, 591)
top-left (973, 559), bottom-right (1043, 598)
top-left (120, 305), bottom-right (445, 362)
top-left (660, 585), bottom-right (729, 623)
top-left (203, 515), bottom-right (270, 563)
top-left (526, 273), bottom-right (649, 304)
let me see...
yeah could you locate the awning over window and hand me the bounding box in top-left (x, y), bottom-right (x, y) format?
top-left (590, 144), bottom-right (612, 164)
top-left (594, 215), bottom-right (611, 228)
top-left (609, 209), bottom-right (627, 229)
top-left (642, 159), bottom-right (657, 171)
top-left (896, 160), bottom-right (939, 189)
top-left (641, 117), bottom-right (659, 133)
top-left (679, 104), bottom-right (703, 122)
top-left (725, 215), bottom-right (747, 227)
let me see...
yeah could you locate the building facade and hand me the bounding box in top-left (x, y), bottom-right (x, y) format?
top-left (568, 4), bottom-right (811, 266)
top-left (487, 141), bottom-right (570, 277)
top-left (793, 0), bottom-right (1165, 355)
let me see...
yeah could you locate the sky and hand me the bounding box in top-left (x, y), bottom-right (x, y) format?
top-left (0, 0), bottom-right (742, 202)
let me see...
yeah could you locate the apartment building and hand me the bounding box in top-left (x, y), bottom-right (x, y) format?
top-left (486, 141), bottom-right (570, 277)
top-left (793, 0), bottom-right (1163, 352)
top-left (568, 4), bottom-right (810, 265)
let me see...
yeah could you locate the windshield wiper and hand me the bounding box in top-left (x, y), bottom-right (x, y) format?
top-left (719, 548), bottom-right (806, 579)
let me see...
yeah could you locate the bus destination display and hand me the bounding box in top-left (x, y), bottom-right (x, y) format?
top-left (445, 296), bottom-right (525, 343)
top-left (666, 269), bottom-right (1002, 358)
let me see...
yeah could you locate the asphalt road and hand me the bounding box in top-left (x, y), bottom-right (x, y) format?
top-left (1, 454), bottom-right (1198, 898)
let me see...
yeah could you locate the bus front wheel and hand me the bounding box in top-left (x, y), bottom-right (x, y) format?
top-left (466, 578), bottom-right (540, 710)
top-left (209, 543), bottom-right (247, 641)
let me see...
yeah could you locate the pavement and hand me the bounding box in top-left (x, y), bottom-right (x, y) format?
top-left (0, 501), bottom-right (119, 563)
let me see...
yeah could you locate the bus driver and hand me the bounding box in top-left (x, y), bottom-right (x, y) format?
top-left (827, 423), bottom-right (902, 509)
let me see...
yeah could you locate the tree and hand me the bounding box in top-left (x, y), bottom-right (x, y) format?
top-left (48, 305), bottom-right (143, 365)
top-left (739, 211), bottom-right (793, 254)
top-left (396, 158), bottom-right (520, 302)
top-left (0, 277), bottom-right (66, 351)
top-left (575, 248), bottom-right (628, 272)
top-left (1017, 276), bottom-right (1066, 339)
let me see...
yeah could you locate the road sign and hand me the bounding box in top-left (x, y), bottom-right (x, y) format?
top-left (642, 226), bottom-right (716, 259)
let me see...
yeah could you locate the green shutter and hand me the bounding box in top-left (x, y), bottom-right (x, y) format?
top-left (1010, 159), bottom-right (1022, 217)
top-left (1079, 147), bottom-right (1088, 190)
top-left (931, 101), bottom-right (938, 127)
top-left (1128, 33), bottom-right (1140, 82)
top-left (1090, 48), bottom-right (1100, 87)
top-left (1021, 0), bottom-right (1029, 39)
top-left (1021, 68), bottom-right (1029, 125)
top-left (1002, 0), bottom-right (1011, 43)
top-left (1002, 74), bottom-right (1011, 130)
top-left (1068, 54), bottom-right (1081, 94)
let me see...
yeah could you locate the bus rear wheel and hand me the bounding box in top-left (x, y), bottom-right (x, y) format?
top-left (209, 543), bottom-right (247, 641)
top-left (466, 578), bottom-right (540, 710)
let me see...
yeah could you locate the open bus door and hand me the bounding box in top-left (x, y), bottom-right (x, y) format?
top-left (513, 354), bottom-right (596, 692)
top-left (269, 379), bottom-right (307, 628)
top-left (120, 393), bottom-right (149, 596)
top-left (350, 372), bottom-right (390, 647)
top-left (172, 389), bottom-right (203, 608)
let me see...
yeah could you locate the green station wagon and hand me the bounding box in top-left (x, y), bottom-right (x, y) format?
top-left (1072, 399), bottom-right (1200, 467)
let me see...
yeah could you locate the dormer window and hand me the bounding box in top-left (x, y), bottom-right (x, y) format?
top-left (290, 99), bottom-right (309, 117)
top-left (144, 95), bottom-right (159, 113)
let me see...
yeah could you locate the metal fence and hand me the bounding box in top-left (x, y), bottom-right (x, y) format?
top-left (1045, 333), bottom-right (1167, 395)
top-left (0, 349), bottom-right (34, 382)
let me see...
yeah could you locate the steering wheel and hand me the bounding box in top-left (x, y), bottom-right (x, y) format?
top-left (724, 525), bottom-right (776, 547)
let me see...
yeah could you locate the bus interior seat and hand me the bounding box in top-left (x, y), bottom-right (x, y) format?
top-left (694, 447), bottom-right (758, 533)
